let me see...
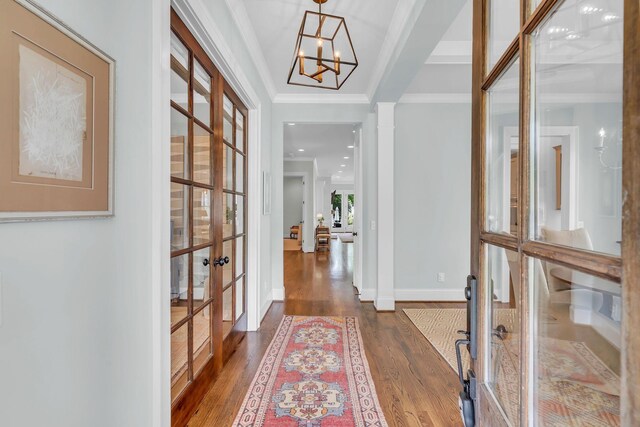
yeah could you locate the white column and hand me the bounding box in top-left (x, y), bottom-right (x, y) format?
top-left (376, 102), bottom-right (395, 311)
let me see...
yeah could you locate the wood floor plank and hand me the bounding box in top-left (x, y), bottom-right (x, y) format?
top-left (187, 240), bottom-right (463, 426)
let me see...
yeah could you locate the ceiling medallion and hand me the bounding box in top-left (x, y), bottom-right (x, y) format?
top-left (287, 0), bottom-right (358, 90)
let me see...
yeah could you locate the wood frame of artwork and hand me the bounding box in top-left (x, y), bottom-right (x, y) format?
top-left (0, 0), bottom-right (114, 222)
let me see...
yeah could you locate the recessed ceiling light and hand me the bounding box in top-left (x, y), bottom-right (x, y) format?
top-left (547, 26), bottom-right (569, 35)
top-left (352, 130), bottom-right (356, 133)
top-left (602, 13), bottom-right (620, 22)
top-left (347, 145), bottom-right (354, 148)
top-left (565, 32), bottom-right (581, 40)
top-left (343, 156), bottom-right (349, 159)
top-left (341, 164), bottom-right (346, 167)
top-left (298, 149), bottom-right (305, 152)
top-left (580, 5), bottom-right (603, 15)
top-left (288, 123), bottom-right (296, 126)
top-left (338, 171), bottom-right (343, 173)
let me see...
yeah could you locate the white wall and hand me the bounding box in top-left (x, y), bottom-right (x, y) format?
top-left (283, 177), bottom-right (304, 236)
top-left (394, 103), bottom-right (471, 300)
top-left (0, 0), bottom-right (156, 425)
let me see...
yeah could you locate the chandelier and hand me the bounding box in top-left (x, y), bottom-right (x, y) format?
top-left (287, 0), bottom-right (358, 90)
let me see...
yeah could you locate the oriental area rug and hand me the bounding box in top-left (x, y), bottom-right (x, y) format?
top-left (233, 316), bottom-right (388, 427)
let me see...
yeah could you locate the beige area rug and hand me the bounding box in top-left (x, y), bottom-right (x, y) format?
top-left (404, 308), bottom-right (620, 426)
top-left (283, 238), bottom-right (301, 251)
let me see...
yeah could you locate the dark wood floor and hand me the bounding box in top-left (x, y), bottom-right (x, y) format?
top-left (187, 240), bottom-right (463, 426)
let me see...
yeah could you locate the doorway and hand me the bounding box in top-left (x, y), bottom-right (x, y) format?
top-left (169, 10), bottom-right (248, 426)
top-left (469, 0), bottom-right (638, 425)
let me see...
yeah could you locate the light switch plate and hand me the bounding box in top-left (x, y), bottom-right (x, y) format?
top-left (370, 220), bottom-right (376, 231)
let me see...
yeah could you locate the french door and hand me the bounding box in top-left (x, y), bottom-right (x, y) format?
top-left (470, 0), bottom-right (639, 425)
top-left (169, 9), bottom-right (248, 426)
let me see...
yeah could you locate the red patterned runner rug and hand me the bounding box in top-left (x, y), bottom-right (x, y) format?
top-left (233, 316), bottom-right (388, 427)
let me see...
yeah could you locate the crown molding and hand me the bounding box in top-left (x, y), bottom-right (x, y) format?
top-left (399, 93), bottom-right (472, 103)
top-left (399, 92), bottom-right (621, 104)
top-left (366, 0), bottom-right (417, 99)
top-left (273, 93), bottom-right (370, 104)
top-left (284, 157), bottom-right (316, 162)
top-left (224, 0), bottom-right (277, 100)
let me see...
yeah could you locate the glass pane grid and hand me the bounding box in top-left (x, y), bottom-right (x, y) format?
top-left (486, 57), bottom-right (520, 236)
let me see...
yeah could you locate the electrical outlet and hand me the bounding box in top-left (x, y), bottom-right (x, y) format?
top-left (437, 272), bottom-right (445, 283)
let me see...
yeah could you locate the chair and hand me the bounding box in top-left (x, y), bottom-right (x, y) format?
top-left (290, 225), bottom-right (299, 239)
top-left (541, 227), bottom-right (593, 293)
top-left (316, 226), bottom-right (331, 251)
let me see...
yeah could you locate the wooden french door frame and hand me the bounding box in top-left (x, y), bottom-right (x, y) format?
top-left (470, 0), bottom-right (640, 425)
top-left (170, 9), bottom-right (249, 426)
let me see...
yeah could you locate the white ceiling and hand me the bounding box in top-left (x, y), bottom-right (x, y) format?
top-left (283, 123), bottom-right (358, 182)
top-left (241, 0), bottom-right (403, 95)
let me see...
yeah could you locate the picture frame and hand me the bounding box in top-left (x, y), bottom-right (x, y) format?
top-left (0, 0), bottom-right (115, 222)
top-left (263, 171), bottom-right (271, 215)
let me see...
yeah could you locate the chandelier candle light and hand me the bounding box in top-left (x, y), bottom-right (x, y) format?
top-left (288, 0), bottom-right (358, 90)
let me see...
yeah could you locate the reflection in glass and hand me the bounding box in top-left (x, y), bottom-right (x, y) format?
top-left (193, 188), bottom-right (211, 246)
top-left (235, 110), bottom-right (244, 151)
top-left (236, 236), bottom-right (244, 278)
top-left (488, 0), bottom-right (520, 72)
top-left (170, 108), bottom-right (189, 179)
top-left (170, 253), bottom-right (189, 326)
top-left (170, 32), bottom-right (189, 109)
top-left (235, 277), bottom-right (244, 320)
top-left (223, 96), bottom-right (233, 145)
top-left (171, 183), bottom-right (189, 250)
top-left (193, 60), bottom-right (211, 126)
top-left (487, 245), bottom-right (520, 425)
top-left (193, 125), bottom-right (211, 185)
top-left (532, 0), bottom-right (623, 256)
top-left (223, 192), bottom-right (234, 238)
top-left (486, 58), bottom-right (520, 235)
top-left (171, 322), bottom-right (189, 402)
top-left (192, 247), bottom-right (211, 312)
top-left (224, 145), bottom-right (234, 190)
top-left (236, 196), bottom-right (244, 235)
top-left (531, 260), bottom-right (621, 425)
top-left (223, 285), bottom-right (233, 338)
top-left (332, 193), bottom-right (342, 225)
top-left (223, 240), bottom-right (233, 286)
top-left (236, 153), bottom-right (244, 193)
top-left (193, 303), bottom-right (212, 376)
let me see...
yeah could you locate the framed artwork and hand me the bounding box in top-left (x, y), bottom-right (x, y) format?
top-left (0, 0), bottom-right (115, 222)
top-left (263, 171), bottom-right (271, 215)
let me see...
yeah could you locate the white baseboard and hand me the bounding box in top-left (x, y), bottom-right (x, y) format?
top-left (374, 297), bottom-right (395, 311)
top-left (302, 243), bottom-right (315, 253)
top-left (359, 288), bottom-right (376, 302)
top-left (272, 287), bottom-right (285, 301)
top-left (260, 291), bottom-right (273, 324)
top-left (395, 288), bottom-right (466, 302)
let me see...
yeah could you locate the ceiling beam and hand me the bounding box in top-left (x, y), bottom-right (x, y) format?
top-left (369, 0), bottom-right (467, 105)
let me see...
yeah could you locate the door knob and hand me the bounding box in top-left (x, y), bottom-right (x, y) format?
top-left (353, 232), bottom-right (358, 236)
top-left (213, 257), bottom-right (225, 267)
top-left (202, 258), bottom-right (210, 267)
top-left (223, 256), bottom-right (230, 264)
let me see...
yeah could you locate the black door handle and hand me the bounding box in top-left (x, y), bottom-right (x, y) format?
top-left (203, 258), bottom-right (210, 267)
top-left (353, 232), bottom-right (358, 236)
top-left (213, 256), bottom-right (230, 267)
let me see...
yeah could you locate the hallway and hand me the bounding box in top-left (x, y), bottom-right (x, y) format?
top-left (187, 240), bottom-right (463, 426)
